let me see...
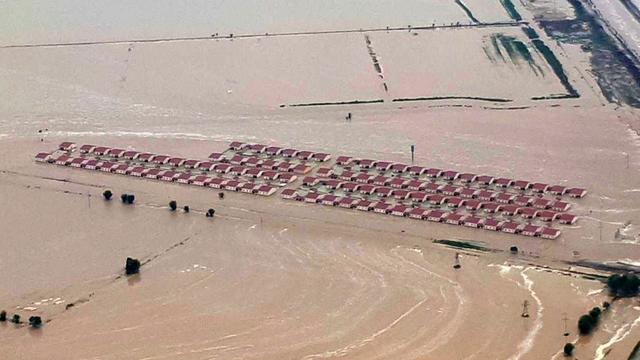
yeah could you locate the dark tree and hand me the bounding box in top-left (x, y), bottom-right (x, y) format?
top-left (578, 314), bottom-right (595, 335)
top-left (126, 194), bottom-right (135, 204)
top-left (103, 190), bottom-right (113, 200)
top-left (28, 316), bottom-right (42, 328)
top-left (183, 206), bottom-right (190, 213)
top-left (11, 314), bottom-right (20, 324)
top-left (218, 192), bottom-right (224, 200)
top-left (510, 246), bottom-right (518, 253)
top-left (121, 193), bottom-right (128, 203)
top-left (169, 200), bottom-right (177, 211)
top-left (125, 257), bottom-right (141, 275)
top-left (0, 310), bottom-right (6, 321)
top-left (589, 307), bottom-right (601, 321)
top-left (602, 301), bottom-right (610, 310)
top-left (206, 208), bottom-right (215, 217)
top-left (607, 273), bottom-right (640, 297)
top-left (563, 343), bottom-right (574, 356)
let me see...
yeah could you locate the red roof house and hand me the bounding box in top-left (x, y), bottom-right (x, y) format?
top-left (501, 222), bottom-right (520, 234)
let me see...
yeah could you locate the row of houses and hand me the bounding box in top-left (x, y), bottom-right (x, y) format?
top-left (331, 157), bottom-right (587, 198)
top-left (281, 190), bottom-right (561, 239)
top-left (303, 176), bottom-right (573, 211)
top-left (35, 152), bottom-right (277, 196)
top-left (228, 141), bottom-right (331, 162)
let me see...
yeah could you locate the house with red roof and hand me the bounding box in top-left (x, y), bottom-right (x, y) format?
top-left (409, 191), bottom-right (428, 202)
top-left (374, 187), bottom-right (393, 197)
top-left (183, 160), bottom-right (201, 169)
top-left (424, 182), bottom-right (441, 193)
top-left (224, 180), bottom-right (242, 191)
top-left (244, 157), bottom-right (262, 167)
top-left (256, 185), bottom-right (276, 196)
top-left (292, 164), bottom-right (311, 174)
top-left (208, 152), bottom-right (225, 162)
top-left (374, 161), bottom-right (392, 171)
top-left (296, 151), bottom-right (314, 160)
top-left (303, 176), bottom-right (319, 186)
top-left (338, 197), bottom-right (358, 209)
top-left (557, 213), bottom-right (577, 225)
top-left (113, 163), bottom-right (129, 174)
top-left (358, 159), bottom-right (375, 169)
top-left (229, 155), bottom-right (247, 165)
top-left (407, 180), bottom-right (426, 191)
top-left (266, 146), bottom-right (283, 156)
top-left (230, 166), bottom-right (248, 176)
top-left (427, 210), bottom-right (446, 222)
top-left (356, 200), bottom-right (375, 211)
top-left (316, 167), bottom-right (333, 178)
top-left (548, 185), bottom-right (567, 195)
top-left (482, 202), bottom-right (501, 213)
top-left (483, 219), bottom-right (502, 231)
top-left (373, 202), bottom-right (392, 214)
top-left (281, 189), bottom-right (298, 200)
top-left (372, 175), bottom-right (390, 186)
top-left (390, 205), bottom-right (410, 217)
top-left (459, 173), bottom-right (477, 183)
top-left (145, 168), bottom-right (162, 179)
top-left (567, 188), bottom-right (587, 198)
top-left (69, 157), bottom-right (87, 168)
top-left (440, 185), bottom-right (459, 196)
top-left (521, 224), bottom-right (542, 237)
top-left (537, 210), bottom-right (558, 222)
top-left (428, 194), bottom-right (446, 205)
top-left (408, 208), bottom-right (428, 220)
top-left (358, 184), bottom-right (376, 195)
top-left (93, 146), bottom-right (111, 156)
top-left (229, 141), bottom-right (245, 150)
top-left (532, 198), bottom-right (552, 209)
top-left (531, 183), bottom-right (549, 193)
top-left (354, 173), bottom-right (372, 183)
top-left (281, 148), bottom-right (299, 158)
top-left (248, 144), bottom-right (267, 153)
top-left (160, 171), bottom-right (179, 182)
top-left (336, 156), bottom-right (353, 165)
top-left (446, 213), bottom-right (465, 225)
top-left (476, 175), bottom-right (495, 185)
top-left (278, 173), bottom-right (297, 183)
top-left (260, 159), bottom-right (278, 170)
top-left (459, 188), bottom-right (478, 199)
top-left (464, 216), bottom-right (483, 228)
top-left (447, 197), bottom-right (465, 208)
top-left (409, 166), bottom-right (427, 175)
top-left (245, 168), bottom-right (264, 178)
top-left (79, 144), bottom-right (96, 154)
top-left (129, 166), bottom-right (145, 176)
top-left (35, 152), bottom-right (52, 163)
top-left (501, 222), bottom-right (520, 234)
top-left (208, 178), bottom-right (227, 189)
top-left (55, 155), bottom-right (72, 166)
top-left (389, 178), bottom-right (407, 189)
top-left (465, 199), bottom-right (482, 211)
top-left (339, 171), bottom-right (355, 181)
top-left (514, 196), bottom-right (533, 207)
top-left (341, 182), bottom-right (359, 192)
top-left (192, 175), bottom-right (211, 186)
top-left (392, 189), bottom-right (410, 200)
top-left (58, 142), bottom-right (76, 151)
top-left (323, 179), bottom-right (342, 190)
top-left (513, 180), bottom-right (531, 190)
top-left (261, 171), bottom-right (279, 180)
top-left (500, 205), bottom-right (519, 216)
top-left (551, 201), bottom-right (571, 212)
top-left (152, 155), bottom-right (170, 165)
top-left (214, 163), bottom-right (233, 173)
top-left (494, 178), bottom-right (513, 188)
top-left (442, 170), bottom-right (459, 180)
top-left (477, 190), bottom-right (495, 202)
top-left (176, 173), bottom-right (193, 184)
top-left (541, 227), bottom-right (561, 239)
top-left (320, 194), bottom-right (340, 206)
top-left (123, 151), bottom-right (140, 160)
top-left (168, 157), bottom-right (185, 167)
top-left (197, 161), bottom-right (215, 171)
top-left (305, 192), bottom-right (321, 203)
top-left (425, 168), bottom-right (442, 178)
top-left (137, 153), bottom-right (154, 162)
top-left (518, 207), bottom-right (538, 219)
top-left (108, 148), bottom-right (126, 157)
top-left (240, 182), bottom-right (258, 194)
top-left (391, 163), bottom-right (409, 173)
top-left (495, 193), bottom-right (515, 204)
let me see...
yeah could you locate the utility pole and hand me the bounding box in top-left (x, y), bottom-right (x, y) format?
top-left (410, 144), bottom-right (415, 164)
top-left (453, 252), bottom-right (461, 269)
top-left (521, 300), bottom-right (530, 318)
top-left (562, 313), bottom-right (570, 336)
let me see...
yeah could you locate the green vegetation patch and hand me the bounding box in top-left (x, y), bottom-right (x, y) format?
top-left (500, 0), bottom-right (522, 21)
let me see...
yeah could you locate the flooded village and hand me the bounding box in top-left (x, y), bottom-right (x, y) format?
top-left (1, 0), bottom-right (640, 359)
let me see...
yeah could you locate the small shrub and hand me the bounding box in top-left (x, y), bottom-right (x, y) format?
top-left (563, 342), bottom-right (574, 356)
top-left (125, 257), bottom-right (141, 275)
top-left (11, 314), bottom-right (20, 324)
top-left (183, 206), bottom-right (190, 213)
top-left (218, 192), bottom-right (224, 199)
top-left (28, 316), bottom-right (42, 328)
top-left (578, 314), bottom-right (595, 335)
top-left (169, 200), bottom-right (177, 211)
top-left (121, 193), bottom-right (128, 203)
top-left (126, 194), bottom-right (135, 204)
top-left (103, 190), bottom-right (113, 200)
top-left (602, 301), bottom-right (610, 310)
top-left (0, 310), bottom-right (6, 321)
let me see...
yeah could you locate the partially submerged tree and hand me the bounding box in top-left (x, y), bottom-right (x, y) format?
top-left (183, 206), bottom-right (190, 213)
top-left (11, 314), bottom-right (20, 324)
top-left (206, 208), bottom-right (215, 218)
top-left (169, 200), bottom-right (177, 211)
top-left (0, 310), bottom-right (6, 322)
top-left (578, 314), bottom-right (596, 335)
top-left (103, 190), bottom-right (113, 200)
top-left (125, 257), bottom-right (141, 275)
top-left (563, 343), bottom-right (574, 356)
top-left (607, 273), bottom-right (640, 297)
top-left (28, 316), bottom-right (42, 328)
top-left (126, 194), bottom-right (135, 204)
top-left (510, 246), bottom-right (518, 254)
top-left (218, 192), bottom-right (224, 200)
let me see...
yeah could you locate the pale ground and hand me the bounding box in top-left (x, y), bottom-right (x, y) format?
top-left (2, 0), bottom-right (640, 359)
